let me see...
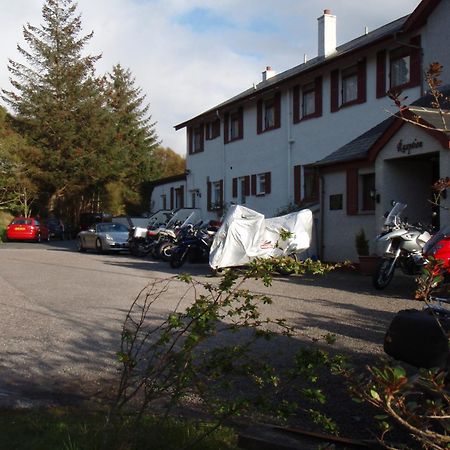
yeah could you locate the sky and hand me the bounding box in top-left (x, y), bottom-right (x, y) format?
top-left (0, 0), bottom-right (420, 155)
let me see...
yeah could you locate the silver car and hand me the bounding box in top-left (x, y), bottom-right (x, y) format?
top-left (77, 222), bottom-right (130, 253)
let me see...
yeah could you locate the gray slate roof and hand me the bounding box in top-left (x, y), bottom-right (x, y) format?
top-left (175, 15), bottom-right (409, 129)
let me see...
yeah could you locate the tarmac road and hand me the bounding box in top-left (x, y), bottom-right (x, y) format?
top-left (0, 240), bottom-right (422, 419)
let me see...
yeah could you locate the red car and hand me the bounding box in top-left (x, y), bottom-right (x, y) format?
top-left (6, 217), bottom-right (50, 242)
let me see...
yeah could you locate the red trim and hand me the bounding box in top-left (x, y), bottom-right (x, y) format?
top-left (265, 172), bottom-right (271, 194)
top-left (219, 180), bottom-right (224, 208)
top-left (409, 35), bottom-right (422, 87)
top-left (403, 0), bottom-right (440, 32)
top-left (376, 50), bottom-right (387, 98)
top-left (256, 99), bottom-right (263, 134)
top-left (170, 187), bottom-right (174, 210)
top-left (251, 175), bottom-right (257, 196)
top-left (232, 178), bottom-right (238, 198)
top-left (188, 128), bottom-right (193, 155)
top-left (330, 69), bottom-right (339, 112)
top-left (315, 76), bottom-right (323, 117)
top-left (244, 175), bottom-right (250, 196)
top-left (207, 181), bottom-right (212, 211)
top-left (357, 58), bottom-right (367, 104)
top-left (238, 107), bottom-right (244, 140)
top-left (274, 92), bottom-right (281, 129)
top-left (293, 85), bottom-right (300, 123)
top-left (223, 113), bottom-right (229, 144)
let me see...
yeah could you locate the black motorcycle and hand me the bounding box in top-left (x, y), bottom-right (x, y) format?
top-left (169, 224), bottom-right (218, 269)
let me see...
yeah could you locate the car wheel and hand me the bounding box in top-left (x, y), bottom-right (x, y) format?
top-left (77, 237), bottom-right (86, 253)
top-left (95, 238), bottom-right (104, 254)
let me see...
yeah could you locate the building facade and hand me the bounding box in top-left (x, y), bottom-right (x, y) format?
top-left (159, 0), bottom-right (450, 261)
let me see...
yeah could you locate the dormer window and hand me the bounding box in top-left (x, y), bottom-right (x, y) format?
top-left (257, 93), bottom-right (281, 134)
top-left (224, 107), bottom-right (244, 143)
top-left (188, 124), bottom-right (204, 154)
top-left (390, 48), bottom-right (411, 89)
top-left (293, 76), bottom-right (322, 123)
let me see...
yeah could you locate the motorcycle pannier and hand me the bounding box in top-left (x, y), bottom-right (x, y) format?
top-left (384, 308), bottom-right (449, 369)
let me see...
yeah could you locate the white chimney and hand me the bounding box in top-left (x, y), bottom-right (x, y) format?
top-left (317, 9), bottom-right (336, 58)
top-left (262, 66), bottom-right (276, 82)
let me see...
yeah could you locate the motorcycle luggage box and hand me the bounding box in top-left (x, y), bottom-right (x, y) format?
top-left (384, 308), bottom-right (449, 369)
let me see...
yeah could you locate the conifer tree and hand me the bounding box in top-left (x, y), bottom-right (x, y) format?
top-left (104, 64), bottom-right (159, 212)
top-left (1, 0), bottom-right (112, 215)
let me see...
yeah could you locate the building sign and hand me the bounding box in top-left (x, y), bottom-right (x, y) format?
top-left (396, 138), bottom-right (423, 155)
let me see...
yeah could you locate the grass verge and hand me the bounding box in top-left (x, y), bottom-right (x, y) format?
top-left (0, 407), bottom-right (239, 450)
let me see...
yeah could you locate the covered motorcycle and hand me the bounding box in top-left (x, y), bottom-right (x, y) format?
top-left (209, 205), bottom-right (313, 270)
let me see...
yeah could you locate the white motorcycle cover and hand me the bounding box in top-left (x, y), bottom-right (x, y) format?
top-left (209, 205), bottom-right (313, 269)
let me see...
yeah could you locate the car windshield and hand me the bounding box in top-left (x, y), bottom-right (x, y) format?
top-left (12, 219), bottom-right (32, 225)
top-left (96, 223), bottom-right (128, 233)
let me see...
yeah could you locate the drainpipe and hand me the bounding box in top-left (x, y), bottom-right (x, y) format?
top-left (319, 174), bottom-right (325, 261)
top-left (286, 89), bottom-right (294, 205)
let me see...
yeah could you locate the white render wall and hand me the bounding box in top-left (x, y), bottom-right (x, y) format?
top-left (179, 1), bottom-right (450, 260)
top-left (150, 179), bottom-right (186, 212)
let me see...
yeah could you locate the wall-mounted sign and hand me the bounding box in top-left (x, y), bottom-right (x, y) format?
top-left (396, 138), bottom-right (423, 155)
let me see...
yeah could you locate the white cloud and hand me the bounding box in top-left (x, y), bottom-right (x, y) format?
top-left (0, 0), bottom-right (419, 154)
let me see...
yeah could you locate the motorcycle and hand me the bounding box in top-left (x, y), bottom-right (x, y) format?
top-left (372, 202), bottom-right (432, 289)
top-left (170, 223), bottom-right (218, 269)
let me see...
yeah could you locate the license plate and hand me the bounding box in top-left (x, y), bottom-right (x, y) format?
top-left (15, 227), bottom-right (26, 231)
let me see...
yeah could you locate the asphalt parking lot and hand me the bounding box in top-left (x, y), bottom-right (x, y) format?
top-left (0, 240), bottom-right (421, 418)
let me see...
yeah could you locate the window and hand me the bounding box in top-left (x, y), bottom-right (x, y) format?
top-left (330, 60), bottom-right (366, 112)
top-left (390, 48), bottom-right (411, 89)
top-left (207, 179), bottom-right (223, 211)
top-left (361, 173), bottom-right (375, 211)
top-left (239, 177), bottom-right (248, 204)
top-left (377, 36), bottom-right (421, 97)
top-left (205, 119), bottom-right (220, 140)
top-left (329, 194), bottom-right (343, 210)
top-left (304, 166), bottom-right (319, 203)
top-left (257, 93), bottom-right (281, 133)
top-left (342, 66), bottom-right (358, 104)
top-left (251, 172), bottom-right (271, 196)
top-left (302, 83), bottom-right (315, 117)
top-left (189, 124), bottom-right (204, 154)
top-left (230, 112), bottom-right (240, 140)
top-left (175, 186), bottom-right (184, 209)
top-left (161, 194), bottom-right (167, 210)
top-left (191, 191), bottom-right (196, 208)
top-left (224, 108), bottom-right (243, 143)
top-left (293, 76), bottom-right (322, 123)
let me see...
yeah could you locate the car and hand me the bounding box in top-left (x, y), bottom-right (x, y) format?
top-left (45, 217), bottom-right (66, 240)
top-left (77, 222), bottom-right (130, 253)
top-left (6, 217), bottom-right (50, 242)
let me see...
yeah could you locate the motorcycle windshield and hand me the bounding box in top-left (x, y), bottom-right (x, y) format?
top-left (384, 202), bottom-right (407, 227)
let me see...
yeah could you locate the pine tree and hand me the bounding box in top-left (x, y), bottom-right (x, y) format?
top-left (104, 64), bottom-right (160, 213)
top-left (1, 0), bottom-right (112, 216)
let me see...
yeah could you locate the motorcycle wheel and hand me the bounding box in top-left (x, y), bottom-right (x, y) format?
top-left (170, 249), bottom-right (188, 269)
top-left (373, 258), bottom-right (396, 290)
top-left (159, 241), bottom-right (177, 262)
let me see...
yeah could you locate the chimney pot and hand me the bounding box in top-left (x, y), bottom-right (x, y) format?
top-left (317, 9), bottom-right (336, 57)
top-left (262, 66), bottom-right (276, 82)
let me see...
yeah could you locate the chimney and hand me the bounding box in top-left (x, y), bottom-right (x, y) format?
top-left (317, 9), bottom-right (336, 58)
top-left (262, 66), bottom-right (276, 82)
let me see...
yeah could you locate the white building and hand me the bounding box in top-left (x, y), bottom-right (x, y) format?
top-left (159, 0), bottom-right (450, 261)
top-left (149, 173), bottom-right (187, 212)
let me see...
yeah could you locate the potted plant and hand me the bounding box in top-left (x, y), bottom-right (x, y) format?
top-left (355, 228), bottom-right (379, 275)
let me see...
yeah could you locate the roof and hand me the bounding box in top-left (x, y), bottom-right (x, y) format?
top-left (174, 0), bottom-right (441, 131)
top-left (148, 172), bottom-right (186, 187)
top-left (315, 85), bottom-right (450, 167)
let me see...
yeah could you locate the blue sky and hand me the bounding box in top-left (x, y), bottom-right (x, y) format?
top-left (0, 0), bottom-right (420, 154)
